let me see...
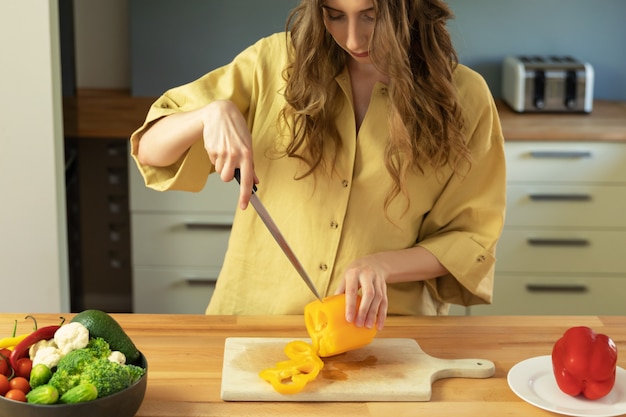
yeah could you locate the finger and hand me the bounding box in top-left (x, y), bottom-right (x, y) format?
top-left (355, 274), bottom-right (376, 327)
top-left (342, 272), bottom-right (359, 323)
top-left (376, 296), bottom-right (388, 330)
top-left (372, 279), bottom-right (388, 330)
top-left (213, 157), bottom-right (225, 176)
top-left (365, 279), bottom-right (386, 329)
top-left (362, 276), bottom-right (387, 329)
top-left (230, 167), bottom-right (251, 210)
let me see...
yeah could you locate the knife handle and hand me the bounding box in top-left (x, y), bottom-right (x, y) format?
top-left (233, 168), bottom-right (258, 193)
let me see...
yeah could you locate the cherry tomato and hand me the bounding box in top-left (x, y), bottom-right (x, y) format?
top-left (8, 376), bottom-right (30, 394)
top-left (14, 358), bottom-right (32, 379)
top-left (4, 388), bottom-right (26, 402)
top-left (0, 374), bottom-right (9, 396)
top-left (0, 349), bottom-right (10, 377)
top-left (0, 360), bottom-right (8, 378)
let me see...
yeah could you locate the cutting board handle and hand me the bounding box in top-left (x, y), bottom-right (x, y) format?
top-left (430, 357), bottom-right (496, 382)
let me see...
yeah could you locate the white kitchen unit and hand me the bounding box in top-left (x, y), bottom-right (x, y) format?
top-left (472, 140), bottom-right (626, 315)
top-left (129, 163), bottom-right (239, 313)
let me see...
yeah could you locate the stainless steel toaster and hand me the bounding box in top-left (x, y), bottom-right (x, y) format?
top-left (502, 55), bottom-right (594, 113)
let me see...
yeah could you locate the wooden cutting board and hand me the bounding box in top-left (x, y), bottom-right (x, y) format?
top-left (220, 337), bottom-right (495, 402)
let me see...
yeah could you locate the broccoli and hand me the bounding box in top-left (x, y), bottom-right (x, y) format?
top-left (47, 337), bottom-right (145, 398)
top-left (79, 358), bottom-right (143, 398)
top-left (84, 337), bottom-right (112, 359)
top-left (126, 364), bottom-right (146, 385)
top-left (49, 349), bottom-right (95, 395)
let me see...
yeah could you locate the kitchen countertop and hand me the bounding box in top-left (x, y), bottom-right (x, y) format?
top-left (3, 313), bottom-right (625, 417)
top-left (496, 100), bottom-right (626, 142)
top-left (63, 89), bottom-right (626, 142)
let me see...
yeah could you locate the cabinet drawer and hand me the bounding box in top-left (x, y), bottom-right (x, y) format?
top-left (131, 213), bottom-right (231, 267)
top-left (505, 142), bottom-right (626, 183)
top-left (129, 160), bottom-right (239, 215)
top-left (470, 274), bottom-right (626, 315)
top-left (506, 184), bottom-right (626, 227)
top-left (496, 229), bottom-right (626, 274)
top-left (133, 267), bottom-right (216, 313)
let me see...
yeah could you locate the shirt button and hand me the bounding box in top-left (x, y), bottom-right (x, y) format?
top-left (341, 179), bottom-right (349, 187)
top-left (319, 263), bottom-right (328, 271)
top-left (477, 255), bottom-right (486, 262)
top-left (160, 103), bottom-right (169, 108)
top-left (330, 221), bottom-right (339, 229)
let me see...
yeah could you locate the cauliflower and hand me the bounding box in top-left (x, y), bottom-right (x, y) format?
top-left (54, 322), bottom-right (89, 355)
top-left (29, 339), bottom-right (58, 360)
top-left (108, 351), bottom-right (126, 365)
top-left (32, 346), bottom-right (63, 369)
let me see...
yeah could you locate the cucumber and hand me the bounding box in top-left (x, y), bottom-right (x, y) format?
top-left (26, 384), bottom-right (59, 404)
top-left (29, 363), bottom-right (53, 388)
top-left (71, 310), bottom-right (141, 364)
top-left (59, 383), bottom-right (98, 404)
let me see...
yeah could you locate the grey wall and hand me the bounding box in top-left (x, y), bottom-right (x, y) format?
top-left (130, 0), bottom-right (626, 100)
top-left (446, 0), bottom-right (626, 100)
top-left (130, 0), bottom-right (298, 96)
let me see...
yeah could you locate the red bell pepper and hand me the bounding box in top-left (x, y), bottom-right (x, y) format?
top-left (551, 326), bottom-right (618, 400)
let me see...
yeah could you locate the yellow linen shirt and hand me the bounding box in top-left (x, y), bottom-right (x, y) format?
top-left (130, 32), bottom-right (506, 316)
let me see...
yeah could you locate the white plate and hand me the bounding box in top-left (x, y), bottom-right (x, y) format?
top-left (508, 356), bottom-right (626, 417)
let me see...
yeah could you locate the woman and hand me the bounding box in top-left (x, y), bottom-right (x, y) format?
top-left (130, 0), bottom-right (506, 330)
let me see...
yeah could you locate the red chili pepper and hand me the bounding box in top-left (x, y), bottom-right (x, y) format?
top-left (8, 316), bottom-right (65, 371)
top-left (551, 326), bottom-right (618, 400)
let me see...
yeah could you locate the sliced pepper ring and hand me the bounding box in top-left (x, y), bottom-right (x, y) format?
top-left (259, 340), bottom-right (324, 395)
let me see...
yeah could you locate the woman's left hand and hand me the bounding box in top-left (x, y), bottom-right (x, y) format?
top-left (336, 256), bottom-right (388, 330)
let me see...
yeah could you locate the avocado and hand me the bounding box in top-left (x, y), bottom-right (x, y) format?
top-left (71, 310), bottom-right (141, 364)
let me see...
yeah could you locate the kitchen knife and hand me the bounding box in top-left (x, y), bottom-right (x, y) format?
top-left (233, 169), bottom-right (323, 301)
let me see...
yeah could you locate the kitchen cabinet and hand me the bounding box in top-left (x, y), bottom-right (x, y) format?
top-left (65, 138), bottom-right (133, 312)
top-left (63, 90), bottom-right (155, 312)
top-left (471, 101), bottom-right (626, 315)
top-left (128, 165), bottom-right (239, 313)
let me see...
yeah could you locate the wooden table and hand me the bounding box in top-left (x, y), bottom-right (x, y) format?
top-left (2, 313), bottom-right (625, 416)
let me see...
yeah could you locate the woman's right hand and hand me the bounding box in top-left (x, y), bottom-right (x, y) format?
top-left (137, 99), bottom-right (257, 209)
top-left (201, 100), bottom-right (257, 209)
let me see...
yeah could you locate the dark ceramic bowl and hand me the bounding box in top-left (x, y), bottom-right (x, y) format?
top-left (0, 353), bottom-right (147, 417)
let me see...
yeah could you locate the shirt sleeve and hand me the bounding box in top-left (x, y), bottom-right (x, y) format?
top-left (128, 35), bottom-right (266, 192)
top-left (418, 69), bottom-right (507, 306)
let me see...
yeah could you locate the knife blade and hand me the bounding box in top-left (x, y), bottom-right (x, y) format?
top-left (233, 169), bottom-right (323, 301)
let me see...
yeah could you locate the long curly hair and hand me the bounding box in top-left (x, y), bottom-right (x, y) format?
top-left (280, 0), bottom-right (468, 210)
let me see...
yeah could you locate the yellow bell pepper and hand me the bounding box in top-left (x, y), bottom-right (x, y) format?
top-left (259, 340), bottom-right (324, 395)
top-left (0, 319), bottom-right (35, 351)
top-left (0, 334), bottom-right (29, 350)
top-left (304, 294), bottom-right (377, 357)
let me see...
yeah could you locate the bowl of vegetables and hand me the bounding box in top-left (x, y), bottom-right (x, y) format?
top-left (0, 310), bottom-right (148, 417)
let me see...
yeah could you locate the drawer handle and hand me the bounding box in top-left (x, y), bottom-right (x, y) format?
top-left (184, 278), bottom-right (217, 286)
top-left (529, 151), bottom-right (592, 159)
top-left (526, 283), bottom-right (588, 293)
top-left (529, 193), bottom-right (592, 202)
top-left (184, 222), bottom-right (232, 230)
top-left (527, 238), bottom-right (590, 247)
